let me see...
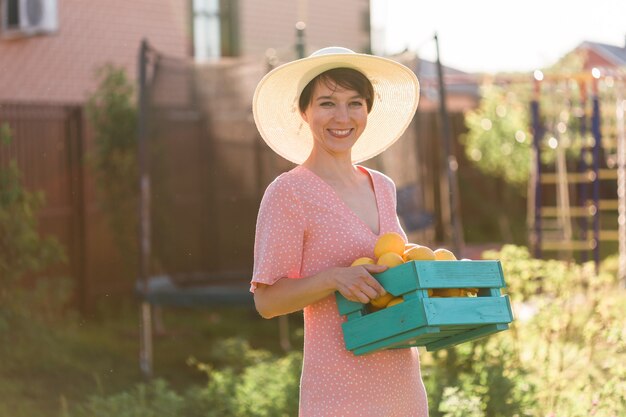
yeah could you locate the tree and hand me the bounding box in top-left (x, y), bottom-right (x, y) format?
top-left (86, 64), bottom-right (138, 277)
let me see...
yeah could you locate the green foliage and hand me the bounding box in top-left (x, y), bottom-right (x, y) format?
top-left (86, 65), bottom-right (138, 275)
top-left (426, 245), bottom-right (625, 417)
top-left (0, 124), bottom-right (65, 332)
top-left (0, 127), bottom-right (74, 415)
top-left (188, 338), bottom-right (301, 417)
top-left (68, 338), bottom-right (301, 417)
top-left (73, 379), bottom-right (186, 417)
top-left (2, 240), bottom-right (623, 417)
top-left (426, 332), bottom-right (535, 417)
top-left (463, 84), bottom-right (532, 189)
top-left (0, 125), bottom-right (65, 287)
top-left (464, 52), bottom-right (622, 192)
top-left (439, 387), bottom-right (484, 417)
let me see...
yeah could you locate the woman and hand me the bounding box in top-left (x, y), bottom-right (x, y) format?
top-left (251, 47), bottom-right (428, 416)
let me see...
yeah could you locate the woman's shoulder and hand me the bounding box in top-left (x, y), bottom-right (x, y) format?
top-left (263, 166), bottom-right (309, 199)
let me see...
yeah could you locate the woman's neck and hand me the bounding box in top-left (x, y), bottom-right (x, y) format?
top-left (302, 151), bottom-right (361, 187)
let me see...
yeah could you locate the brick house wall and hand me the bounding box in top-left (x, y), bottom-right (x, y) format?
top-left (0, 0), bottom-right (190, 104)
top-left (238, 0), bottom-right (370, 59)
top-left (582, 49), bottom-right (618, 71)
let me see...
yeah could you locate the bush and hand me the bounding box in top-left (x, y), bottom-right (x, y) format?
top-left (189, 338), bottom-right (301, 417)
top-left (68, 338), bottom-right (302, 417)
top-left (0, 124), bottom-right (65, 334)
top-left (64, 246), bottom-right (625, 417)
top-left (425, 245), bottom-right (625, 417)
top-left (70, 379), bottom-right (185, 417)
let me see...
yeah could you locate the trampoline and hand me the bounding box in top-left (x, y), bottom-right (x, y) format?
top-left (135, 40), bottom-right (293, 376)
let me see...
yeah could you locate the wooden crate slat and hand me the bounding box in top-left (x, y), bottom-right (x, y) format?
top-left (351, 326), bottom-right (440, 356)
top-left (341, 298), bottom-right (428, 350)
top-left (425, 324), bottom-right (510, 351)
top-left (423, 297), bottom-right (513, 326)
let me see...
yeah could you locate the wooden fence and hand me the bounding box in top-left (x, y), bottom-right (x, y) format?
top-left (0, 59), bottom-right (482, 306)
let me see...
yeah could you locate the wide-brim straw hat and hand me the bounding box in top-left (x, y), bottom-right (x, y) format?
top-left (252, 47), bottom-right (420, 164)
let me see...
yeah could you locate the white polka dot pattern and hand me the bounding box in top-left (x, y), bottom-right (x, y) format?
top-left (251, 165), bottom-right (428, 417)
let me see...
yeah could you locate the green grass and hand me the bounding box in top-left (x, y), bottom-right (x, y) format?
top-left (0, 296), bottom-right (302, 417)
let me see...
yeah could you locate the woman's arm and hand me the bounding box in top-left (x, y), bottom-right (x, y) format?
top-left (254, 263), bottom-right (388, 319)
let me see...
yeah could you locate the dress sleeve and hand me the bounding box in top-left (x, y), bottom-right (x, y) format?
top-left (250, 177), bottom-right (306, 292)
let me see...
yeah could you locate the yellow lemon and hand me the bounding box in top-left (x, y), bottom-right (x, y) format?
top-left (404, 243), bottom-right (419, 251)
top-left (404, 245), bottom-right (436, 261)
top-left (432, 288), bottom-right (464, 297)
top-left (351, 257), bottom-right (375, 266)
top-left (434, 248), bottom-right (457, 261)
top-left (386, 297), bottom-right (404, 307)
top-left (374, 232), bottom-right (406, 259)
top-left (370, 292), bottom-right (394, 308)
top-left (376, 252), bottom-right (405, 268)
top-left (464, 288), bottom-right (479, 297)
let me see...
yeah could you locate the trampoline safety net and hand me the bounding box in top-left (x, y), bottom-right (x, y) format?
top-left (139, 44), bottom-right (294, 287)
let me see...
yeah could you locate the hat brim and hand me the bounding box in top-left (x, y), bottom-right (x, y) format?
top-left (253, 52), bottom-right (420, 164)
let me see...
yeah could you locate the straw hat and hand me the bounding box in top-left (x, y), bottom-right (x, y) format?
top-left (252, 47), bottom-right (420, 164)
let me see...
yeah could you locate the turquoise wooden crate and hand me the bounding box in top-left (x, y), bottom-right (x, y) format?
top-left (335, 260), bottom-right (514, 355)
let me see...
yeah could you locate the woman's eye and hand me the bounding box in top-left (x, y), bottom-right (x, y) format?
top-left (320, 101), bottom-right (334, 107)
top-left (350, 101), bottom-right (364, 107)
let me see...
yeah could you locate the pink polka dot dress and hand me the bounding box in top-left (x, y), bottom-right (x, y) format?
top-left (251, 165), bottom-right (428, 417)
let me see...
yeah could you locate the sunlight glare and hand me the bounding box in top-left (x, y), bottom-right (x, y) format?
top-left (548, 137), bottom-right (558, 149)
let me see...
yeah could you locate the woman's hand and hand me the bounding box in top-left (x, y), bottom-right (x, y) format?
top-left (254, 263), bottom-right (389, 318)
top-left (331, 264), bottom-right (388, 303)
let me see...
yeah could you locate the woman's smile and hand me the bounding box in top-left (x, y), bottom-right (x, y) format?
top-left (328, 128), bottom-right (354, 138)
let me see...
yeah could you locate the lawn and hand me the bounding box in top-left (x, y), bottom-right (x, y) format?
top-left (0, 296), bottom-right (301, 417)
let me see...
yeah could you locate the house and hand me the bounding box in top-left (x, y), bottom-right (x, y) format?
top-left (0, 0), bottom-right (373, 305)
top-left (574, 39), bottom-right (626, 70)
top-left (1, 0), bottom-right (482, 304)
top-left (194, 0), bottom-right (371, 60)
top-left (0, 0), bottom-right (372, 105)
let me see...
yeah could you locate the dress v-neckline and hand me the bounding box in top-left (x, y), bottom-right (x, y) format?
top-left (299, 165), bottom-right (382, 236)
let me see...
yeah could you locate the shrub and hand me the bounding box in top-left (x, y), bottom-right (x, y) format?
top-left (189, 338), bottom-right (301, 417)
top-left (0, 124), bottom-right (65, 334)
top-left (425, 245), bottom-right (625, 417)
top-left (71, 379), bottom-right (185, 417)
top-left (68, 338), bottom-right (302, 417)
top-left (86, 65), bottom-right (138, 277)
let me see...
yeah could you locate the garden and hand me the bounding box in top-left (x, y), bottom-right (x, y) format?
top-left (1, 240), bottom-right (624, 416)
top-left (1, 60), bottom-right (625, 416)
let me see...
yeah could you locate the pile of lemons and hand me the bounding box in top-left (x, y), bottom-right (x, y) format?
top-left (351, 232), bottom-right (478, 310)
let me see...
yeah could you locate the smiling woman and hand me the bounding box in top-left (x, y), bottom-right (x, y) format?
top-left (299, 71), bottom-right (370, 161)
top-left (250, 47), bottom-right (427, 416)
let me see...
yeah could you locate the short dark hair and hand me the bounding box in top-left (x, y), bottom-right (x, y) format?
top-left (298, 67), bottom-right (374, 114)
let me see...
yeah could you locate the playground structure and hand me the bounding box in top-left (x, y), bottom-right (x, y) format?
top-left (528, 68), bottom-right (626, 281)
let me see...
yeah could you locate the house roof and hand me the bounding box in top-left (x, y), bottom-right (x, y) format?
top-left (415, 58), bottom-right (480, 99)
top-left (578, 40), bottom-right (626, 67)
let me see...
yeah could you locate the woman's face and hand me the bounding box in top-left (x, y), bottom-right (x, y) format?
top-left (301, 80), bottom-right (368, 160)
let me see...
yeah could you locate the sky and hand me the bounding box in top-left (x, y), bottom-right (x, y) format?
top-left (370, 0), bottom-right (626, 74)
